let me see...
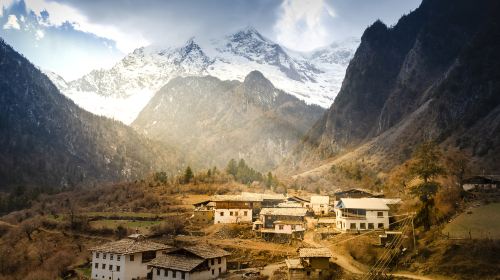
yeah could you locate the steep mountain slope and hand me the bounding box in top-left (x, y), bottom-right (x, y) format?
top-left (132, 71), bottom-right (324, 171)
top-left (48, 28), bottom-right (358, 124)
top-left (286, 0), bottom-right (500, 174)
top-left (0, 39), bottom-right (180, 190)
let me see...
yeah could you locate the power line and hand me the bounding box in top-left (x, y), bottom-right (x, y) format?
top-left (363, 214), bottom-right (415, 280)
top-left (330, 216), bottom-right (411, 246)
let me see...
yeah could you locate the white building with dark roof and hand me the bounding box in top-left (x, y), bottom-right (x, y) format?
top-left (310, 196), bottom-right (330, 216)
top-left (334, 198), bottom-right (396, 231)
top-left (148, 243), bottom-right (230, 280)
top-left (89, 235), bottom-right (172, 280)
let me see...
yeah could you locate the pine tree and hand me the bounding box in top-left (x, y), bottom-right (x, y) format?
top-left (184, 166), bottom-right (194, 184)
top-left (226, 159), bottom-right (238, 176)
top-left (409, 141), bottom-right (446, 230)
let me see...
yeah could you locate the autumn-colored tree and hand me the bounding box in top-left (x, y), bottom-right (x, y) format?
top-left (408, 142), bottom-right (446, 230)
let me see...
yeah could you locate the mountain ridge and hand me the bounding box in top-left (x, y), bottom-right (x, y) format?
top-left (283, 0), bottom-right (500, 176)
top-left (0, 38), bottom-right (181, 190)
top-left (132, 70), bottom-right (324, 171)
top-left (46, 27), bottom-right (358, 124)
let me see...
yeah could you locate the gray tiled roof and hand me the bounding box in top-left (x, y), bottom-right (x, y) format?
top-left (89, 238), bottom-right (171, 255)
top-left (149, 255), bottom-right (204, 272)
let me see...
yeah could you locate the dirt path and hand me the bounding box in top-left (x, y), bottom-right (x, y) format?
top-left (304, 231), bottom-right (366, 275)
top-left (391, 272), bottom-right (451, 280)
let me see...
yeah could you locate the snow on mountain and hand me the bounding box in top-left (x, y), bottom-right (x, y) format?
top-left (48, 27), bottom-right (359, 124)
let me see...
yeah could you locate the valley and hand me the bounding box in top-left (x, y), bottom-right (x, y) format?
top-left (0, 0), bottom-right (499, 279)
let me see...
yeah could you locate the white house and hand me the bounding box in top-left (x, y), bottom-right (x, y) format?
top-left (310, 196), bottom-right (330, 216)
top-left (334, 198), bottom-right (393, 231)
top-left (211, 194), bottom-right (260, 224)
top-left (148, 244), bottom-right (230, 280)
top-left (89, 235), bottom-right (172, 280)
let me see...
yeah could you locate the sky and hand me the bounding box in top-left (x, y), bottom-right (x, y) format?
top-left (0, 0), bottom-right (421, 81)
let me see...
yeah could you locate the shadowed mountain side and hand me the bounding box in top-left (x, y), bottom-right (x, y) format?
top-left (0, 39), bottom-right (182, 190)
top-left (281, 0), bottom-right (500, 176)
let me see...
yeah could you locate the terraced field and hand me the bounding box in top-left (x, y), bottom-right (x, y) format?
top-left (442, 203), bottom-right (500, 239)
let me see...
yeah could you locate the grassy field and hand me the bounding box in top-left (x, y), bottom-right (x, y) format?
top-left (89, 219), bottom-right (161, 234)
top-left (443, 203), bottom-right (500, 239)
top-left (84, 211), bottom-right (169, 218)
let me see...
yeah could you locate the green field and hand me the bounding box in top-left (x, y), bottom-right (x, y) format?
top-left (84, 211), bottom-right (168, 218)
top-left (443, 203), bottom-right (500, 239)
top-left (89, 219), bottom-right (161, 233)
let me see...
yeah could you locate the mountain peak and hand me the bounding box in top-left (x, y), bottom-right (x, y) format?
top-left (244, 70), bottom-right (271, 85)
top-left (230, 26), bottom-right (267, 43)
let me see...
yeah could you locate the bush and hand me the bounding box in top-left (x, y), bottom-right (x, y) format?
top-left (150, 216), bottom-right (186, 237)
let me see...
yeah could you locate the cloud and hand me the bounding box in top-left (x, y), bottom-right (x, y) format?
top-left (274, 0), bottom-right (335, 51)
top-left (0, 0), bottom-right (124, 80)
top-left (3, 14), bottom-right (20, 29)
top-left (18, 0), bottom-right (148, 52)
top-left (51, 0), bottom-right (281, 50)
top-left (34, 28), bottom-right (43, 39)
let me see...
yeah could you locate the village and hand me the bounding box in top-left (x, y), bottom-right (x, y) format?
top-left (86, 173), bottom-right (500, 280)
top-left (88, 187), bottom-right (410, 280)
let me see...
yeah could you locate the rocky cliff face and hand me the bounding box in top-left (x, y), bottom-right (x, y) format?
top-left (132, 71), bottom-right (324, 171)
top-left (287, 0), bottom-right (500, 172)
top-left (0, 39), bottom-right (180, 190)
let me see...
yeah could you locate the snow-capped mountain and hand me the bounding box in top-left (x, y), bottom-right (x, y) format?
top-left (48, 27), bottom-right (359, 124)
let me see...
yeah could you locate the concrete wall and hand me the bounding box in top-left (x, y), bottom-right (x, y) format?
top-left (90, 252), bottom-right (126, 280)
top-left (91, 251), bottom-right (164, 280)
top-left (288, 269), bottom-right (324, 280)
top-left (214, 209), bottom-right (252, 224)
top-left (151, 257), bottom-right (226, 280)
top-left (274, 224), bottom-right (304, 234)
top-left (192, 210), bottom-right (214, 223)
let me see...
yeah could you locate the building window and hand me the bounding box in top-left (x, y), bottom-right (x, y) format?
top-left (103, 253), bottom-right (107, 259)
top-left (220, 212), bottom-right (224, 216)
top-left (377, 212), bottom-right (383, 217)
top-left (116, 266), bottom-right (120, 272)
top-left (110, 254), bottom-right (114, 260)
top-left (235, 211), bottom-right (238, 216)
top-left (157, 268), bottom-right (160, 275)
top-left (164, 269), bottom-right (168, 276)
top-left (307, 271), bottom-right (311, 276)
top-left (218, 257), bottom-right (221, 264)
top-left (173, 271), bottom-right (177, 278)
top-left (219, 267), bottom-right (221, 274)
top-left (102, 264), bottom-right (106, 269)
top-left (211, 259), bottom-right (215, 266)
top-left (212, 269), bottom-right (215, 275)
top-left (181, 272), bottom-right (186, 279)
top-left (360, 223), bottom-right (366, 229)
top-left (96, 252), bottom-right (100, 258)
top-left (279, 225), bottom-right (284, 230)
top-left (291, 225), bottom-right (296, 230)
top-left (130, 255), bottom-right (134, 261)
top-left (95, 263), bottom-right (98, 268)
top-left (230, 211), bottom-right (233, 216)
top-left (109, 265), bottom-right (113, 271)
top-left (117, 255), bottom-right (121, 261)
top-left (368, 223), bottom-right (374, 229)
top-left (244, 211), bottom-right (248, 216)
top-left (350, 223), bottom-right (356, 229)
top-left (378, 223), bottom-right (384, 229)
